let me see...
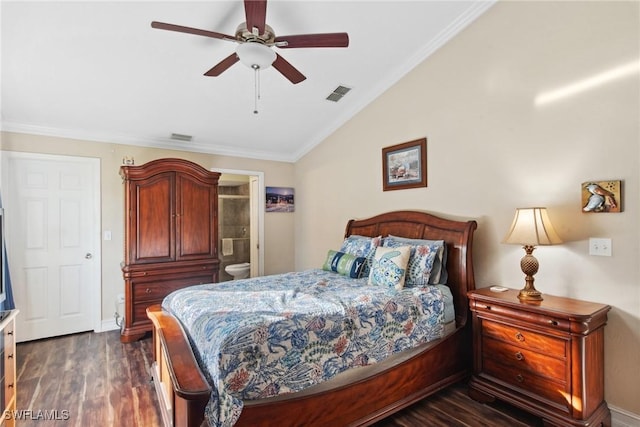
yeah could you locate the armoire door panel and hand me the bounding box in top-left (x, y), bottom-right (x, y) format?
top-left (132, 172), bottom-right (175, 263)
top-left (177, 174), bottom-right (217, 260)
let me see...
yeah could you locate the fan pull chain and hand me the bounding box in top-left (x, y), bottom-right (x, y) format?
top-left (253, 64), bottom-right (261, 114)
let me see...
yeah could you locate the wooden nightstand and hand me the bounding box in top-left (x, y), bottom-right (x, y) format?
top-left (468, 288), bottom-right (611, 427)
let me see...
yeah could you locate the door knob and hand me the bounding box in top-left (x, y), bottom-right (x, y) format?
top-left (85, 253), bottom-right (93, 259)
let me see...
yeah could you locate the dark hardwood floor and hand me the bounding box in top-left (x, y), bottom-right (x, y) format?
top-left (16, 330), bottom-right (542, 427)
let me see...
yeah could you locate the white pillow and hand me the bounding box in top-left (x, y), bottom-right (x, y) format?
top-left (368, 246), bottom-right (411, 290)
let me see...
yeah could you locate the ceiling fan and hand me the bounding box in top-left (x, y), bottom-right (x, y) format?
top-left (151, 0), bottom-right (349, 85)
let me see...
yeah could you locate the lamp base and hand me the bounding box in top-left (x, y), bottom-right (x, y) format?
top-left (518, 245), bottom-right (543, 302)
top-left (518, 287), bottom-right (543, 302)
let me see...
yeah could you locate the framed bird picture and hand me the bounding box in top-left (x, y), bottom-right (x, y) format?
top-left (581, 180), bottom-right (622, 213)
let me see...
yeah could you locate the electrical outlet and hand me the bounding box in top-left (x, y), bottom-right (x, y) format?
top-left (589, 238), bottom-right (612, 256)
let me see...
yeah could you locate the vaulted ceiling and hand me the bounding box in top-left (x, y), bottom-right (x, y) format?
top-left (1, 1), bottom-right (494, 162)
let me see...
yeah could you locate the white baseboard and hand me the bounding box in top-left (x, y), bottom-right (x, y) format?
top-left (611, 405), bottom-right (640, 427)
top-left (98, 318), bottom-right (121, 333)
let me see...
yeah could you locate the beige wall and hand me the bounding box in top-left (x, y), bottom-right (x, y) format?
top-left (0, 132), bottom-right (296, 330)
top-left (1, 0), bottom-right (638, 418)
top-left (295, 1), bottom-right (639, 415)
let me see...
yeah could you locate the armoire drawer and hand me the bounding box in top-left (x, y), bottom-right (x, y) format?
top-left (132, 274), bottom-right (213, 302)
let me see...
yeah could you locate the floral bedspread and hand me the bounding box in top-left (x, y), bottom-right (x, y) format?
top-left (162, 269), bottom-right (447, 427)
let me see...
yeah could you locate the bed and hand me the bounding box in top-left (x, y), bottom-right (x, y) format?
top-left (147, 210), bottom-right (477, 427)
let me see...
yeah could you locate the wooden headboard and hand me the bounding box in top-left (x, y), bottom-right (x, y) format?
top-left (344, 210), bottom-right (477, 328)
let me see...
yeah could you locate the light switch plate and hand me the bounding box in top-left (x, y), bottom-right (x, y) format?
top-left (589, 238), bottom-right (612, 256)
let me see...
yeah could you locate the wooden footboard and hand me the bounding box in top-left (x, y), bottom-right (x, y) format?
top-left (148, 305), bottom-right (211, 427)
top-left (148, 304), bottom-right (471, 427)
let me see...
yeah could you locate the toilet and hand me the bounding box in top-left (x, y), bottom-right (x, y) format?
top-left (225, 262), bottom-right (251, 280)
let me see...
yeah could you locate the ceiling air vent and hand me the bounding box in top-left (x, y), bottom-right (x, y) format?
top-left (170, 133), bottom-right (193, 142)
top-left (326, 85), bottom-right (352, 102)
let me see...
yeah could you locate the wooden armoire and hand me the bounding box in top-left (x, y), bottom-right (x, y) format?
top-left (120, 158), bottom-right (220, 342)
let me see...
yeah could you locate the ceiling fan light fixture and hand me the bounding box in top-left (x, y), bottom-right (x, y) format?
top-left (236, 42), bottom-right (276, 70)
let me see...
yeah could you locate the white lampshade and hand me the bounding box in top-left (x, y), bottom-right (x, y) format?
top-left (503, 207), bottom-right (563, 246)
top-left (236, 42), bottom-right (276, 70)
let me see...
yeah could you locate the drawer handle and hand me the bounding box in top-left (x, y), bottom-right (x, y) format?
top-left (516, 374), bottom-right (524, 383)
top-left (515, 332), bottom-right (525, 342)
top-left (7, 353), bottom-right (13, 359)
top-left (7, 331), bottom-right (13, 336)
top-left (7, 383), bottom-right (13, 389)
top-left (145, 288), bottom-right (152, 294)
top-left (548, 319), bottom-right (559, 326)
top-left (515, 351), bottom-right (524, 361)
top-left (483, 305), bottom-right (492, 310)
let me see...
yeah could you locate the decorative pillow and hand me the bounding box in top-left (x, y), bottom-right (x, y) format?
top-left (339, 235), bottom-right (382, 277)
top-left (368, 245), bottom-right (411, 290)
top-left (386, 236), bottom-right (448, 284)
top-left (322, 250), bottom-right (366, 278)
top-left (322, 250), bottom-right (339, 271)
top-left (382, 240), bottom-right (439, 286)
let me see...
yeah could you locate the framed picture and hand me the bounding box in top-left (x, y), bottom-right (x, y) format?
top-left (382, 138), bottom-right (427, 191)
top-left (581, 180), bottom-right (622, 213)
top-left (266, 187), bottom-right (295, 212)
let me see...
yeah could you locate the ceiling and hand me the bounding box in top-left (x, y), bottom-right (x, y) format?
top-left (1, 1), bottom-right (494, 163)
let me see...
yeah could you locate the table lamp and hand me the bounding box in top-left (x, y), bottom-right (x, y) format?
top-left (502, 207), bottom-right (563, 302)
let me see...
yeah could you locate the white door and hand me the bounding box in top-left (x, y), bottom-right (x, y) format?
top-left (2, 152), bottom-right (100, 342)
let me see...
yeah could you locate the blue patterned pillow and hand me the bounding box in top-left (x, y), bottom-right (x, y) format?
top-left (382, 239), bottom-right (440, 287)
top-left (322, 250), bottom-right (366, 278)
top-left (368, 246), bottom-right (411, 290)
top-left (385, 236), bottom-right (447, 284)
top-left (339, 235), bottom-right (382, 276)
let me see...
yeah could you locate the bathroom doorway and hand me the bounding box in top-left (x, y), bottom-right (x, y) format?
top-left (214, 168), bottom-right (265, 281)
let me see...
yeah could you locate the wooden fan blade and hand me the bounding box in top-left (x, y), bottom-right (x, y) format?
top-left (151, 21), bottom-right (236, 42)
top-left (272, 54), bottom-right (306, 84)
top-left (274, 33), bottom-right (349, 49)
top-left (244, 0), bottom-right (267, 35)
top-left (204, 53), bottom-right (239, 76)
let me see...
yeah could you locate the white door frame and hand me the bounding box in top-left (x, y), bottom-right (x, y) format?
top-left (212, 168), bottom-right (265, 276)
top-left (1, 151), bottom-right (102, 337)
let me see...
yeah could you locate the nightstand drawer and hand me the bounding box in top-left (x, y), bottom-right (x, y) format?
top-left (483, 336), bottom-right (566, 382)
top-left (472, 301), bottom-right (570, 331)
top-left (483, 358), bottom-right (569, 410)
top-left (3, 320), bottom-right (15, 410)
top-left (482, 320), bottom-right (567, 357)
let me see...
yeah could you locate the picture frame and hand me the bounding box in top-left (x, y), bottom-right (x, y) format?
top-left (581, 180), bottom-right (622, 213)
top-left (266, 186), bottom-right (295, 212)
top-left (382, 138), bottom-right (427, 191)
